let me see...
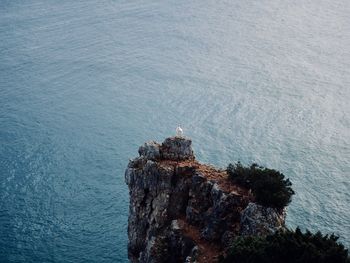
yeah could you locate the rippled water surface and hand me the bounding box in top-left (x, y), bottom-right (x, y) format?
top-left (1, 0), bottom-right (349, 262)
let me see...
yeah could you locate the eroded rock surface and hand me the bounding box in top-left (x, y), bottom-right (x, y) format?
top-left (240, 202), bottom-right (286, 236)
top-left (125, 136), bottom-right (286, 263)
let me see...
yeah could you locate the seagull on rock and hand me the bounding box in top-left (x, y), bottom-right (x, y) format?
top-left (176, 125), bottom-right (183, 137)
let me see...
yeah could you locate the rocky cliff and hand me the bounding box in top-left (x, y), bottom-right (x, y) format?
top-left (125, 136), bottom-right (286, 263)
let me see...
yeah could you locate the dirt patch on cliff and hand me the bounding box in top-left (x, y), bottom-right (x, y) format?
top-left (195, 163), bottom-right (250, 197)
top-left (177, 218), bottom-right (222, 263)
top-left (158, 159), bottom-right (251, 198)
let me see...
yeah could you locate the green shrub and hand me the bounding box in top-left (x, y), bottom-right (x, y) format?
top-left (221, 228), bottom-right (350, 263)
top-left (227, 162), bottom-right (294, 209)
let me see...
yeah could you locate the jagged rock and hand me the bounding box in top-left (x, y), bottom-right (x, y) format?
top-left (138, 137), bottom-right (195, 161)
top-left (240, 202), bottom-right (286, 236)
top-left (186, 174), bottom-right (213, 225)
top-left (202, 184), bottom-right (247, 242)
top-left (139, 141), bottom-right (161, 160)
top-left (126, 138), bottom-right (196, 262)
top-left (125, 136), bottom-right (287, 263)
top-left (138, 225), bottom-right (197, 263)
top-left (161, 137), bottom-right (194, 161)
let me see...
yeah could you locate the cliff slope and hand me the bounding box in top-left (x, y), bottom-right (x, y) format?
top-left (125, 137), bottom-right (285, 263)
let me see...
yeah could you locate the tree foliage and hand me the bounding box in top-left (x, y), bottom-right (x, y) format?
top-left (221, 228), bottom-right (350, 263)
top-left (227, 162), bottom-right (294, 209)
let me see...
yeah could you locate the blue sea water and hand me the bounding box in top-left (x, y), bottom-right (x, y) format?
top-left (0, 0), bottom-right (349, 262)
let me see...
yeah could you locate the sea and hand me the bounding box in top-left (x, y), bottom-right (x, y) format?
top-left (0, 0), bottom-right (349, 262)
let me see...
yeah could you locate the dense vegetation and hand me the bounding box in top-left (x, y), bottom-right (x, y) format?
top-left (224, 163), bottom-right (349, 262)
top-left (221, 228), bottom-right (349, 263)
top-left (227, 162), bottom-right (294, 209)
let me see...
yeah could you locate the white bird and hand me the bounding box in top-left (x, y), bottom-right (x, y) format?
top-left (176, 125), bottom-right (183, 137)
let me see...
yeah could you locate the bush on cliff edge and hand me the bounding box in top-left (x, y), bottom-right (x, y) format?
top-left (227, 162), bottom-right (294, 209)
top-left (221, 228), bottom-right (350, 263)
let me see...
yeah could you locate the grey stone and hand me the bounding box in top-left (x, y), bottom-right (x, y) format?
top-left (161, 137), bottom-right (194, 161)
top-left (126, 137), bottom-right (287, 262)
top-left (139, 141), bottom-right (161, 160)
top-left (240, 202), bottom-right (286, 236)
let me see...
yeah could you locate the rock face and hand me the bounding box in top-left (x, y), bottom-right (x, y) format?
top-left (125, 136), bottom-right (286, 263)
top-left (161, 137), bottom-right (194, 161)
top-left (240, 202), bottom-right (286, 236)
top-left (137, 137), bottom-right (195, 162)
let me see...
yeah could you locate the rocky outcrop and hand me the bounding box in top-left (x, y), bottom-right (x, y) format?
top-left (125, 136), bottom-right (286, 263)
top-left (240, 202), bottom-right (286, 236)
top-left (137, 137), bottom-right (194, 161)
top-left (161, 137), bottom-right (194, 161)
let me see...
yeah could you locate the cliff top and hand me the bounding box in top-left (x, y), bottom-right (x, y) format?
top-left (138, 136), bottom-right (250, 197)
top-left (138, 136), bottom-right (195, 161)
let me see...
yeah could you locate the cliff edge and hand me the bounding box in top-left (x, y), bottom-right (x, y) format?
top-left (125, 136), bottom-right (286, 263)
